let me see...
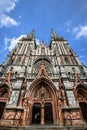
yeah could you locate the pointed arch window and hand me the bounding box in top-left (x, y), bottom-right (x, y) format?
top-left (0, 84), bottom-right (9, 119)
top-left (75, 84), bottom-right (87, 123)
top-left (64, 57), bottom-right (70, 65)
top-left (41, 47), bottom-right (45, 55)
top-left (32, 57), bottom-right (52, 74)
top-left (0, 85), bottom-right (9, 98)
top-left (14, 56), bottom-right (21, 65)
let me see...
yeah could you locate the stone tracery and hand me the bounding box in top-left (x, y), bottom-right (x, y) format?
top-left (34, 85), bottom-right (51, 100)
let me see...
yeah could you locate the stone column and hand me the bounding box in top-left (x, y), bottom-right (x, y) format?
top-left (41, 103), bottom-right (44, 125)
top-left (22, 98), bottom-right (27, 125)
top-left (58, 99), bottom-right (64, 125)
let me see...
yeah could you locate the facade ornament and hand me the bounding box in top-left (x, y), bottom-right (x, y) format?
top-left (19, 77), bottom-right (27, 107)
top-left (59, 78), bottom-right (67, 106)
top-left (58, 99), bottom-right (64, 125)
top-left (22, 98), bottom-right (28, 125)
top-left (36, 59), bottom-right (52, 81)
top-left (3, 67), bottom-right (13, 84)
top-left (0, 30), bottom-right (86, 127)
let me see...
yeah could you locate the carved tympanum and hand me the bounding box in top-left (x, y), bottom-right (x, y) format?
top-left (34, 85), bottom-right (51, 100)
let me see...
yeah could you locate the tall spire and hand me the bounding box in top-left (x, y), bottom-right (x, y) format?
top-left (51, 28), bottom-right (64, 40)
top-left (20, 30), bottom-right (35, 41)
top-left (27, 29), bottom-right (35, 39)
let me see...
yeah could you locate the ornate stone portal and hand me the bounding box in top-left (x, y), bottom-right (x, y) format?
top-left (0, 30), bottom-right (87, 127)
top-left (22, 60), bottom-right (59, 125)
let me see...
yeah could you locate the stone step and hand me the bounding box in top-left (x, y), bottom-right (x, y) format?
top-left (0, 125), bottom-right (87, 130)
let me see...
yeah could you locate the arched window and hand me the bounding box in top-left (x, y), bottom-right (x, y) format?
top-left (41, 47), bottom-right (45, 55)
top-left (32, 57), bottom-right (52, 74)
top-left (14, 56), bottom-right (21, 65)
top-left (65, 57), bottom-right (70, 65)
top-left (0, 85), bottom-right (9, 98)
top-left (0, 84), bottom-right (9, 119)
top-left (76, 84), bottom-right (87, 123)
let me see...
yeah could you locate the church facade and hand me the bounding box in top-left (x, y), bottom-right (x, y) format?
top-left (0, 30), bottom-right (87, 127)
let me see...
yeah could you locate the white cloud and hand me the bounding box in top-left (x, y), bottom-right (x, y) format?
top-left (0, 15), bottom-right (19, 28)
top-left (73, 25), bottom-right (87, 39)
top-left (36, 39), bottom-right (40, 45)
top-left (0, 0), bottom-right (19, 28)
top-left (4, 35), bottom-right (27, 51)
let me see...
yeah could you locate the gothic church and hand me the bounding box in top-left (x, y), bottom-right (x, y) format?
top-left (0, 30), bottom-right (87, 127)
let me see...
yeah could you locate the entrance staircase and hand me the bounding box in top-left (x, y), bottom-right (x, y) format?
top-left (0, 125), bottom-right (87, 130)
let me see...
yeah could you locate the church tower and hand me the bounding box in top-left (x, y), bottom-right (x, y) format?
top-left (0, 30), bottom-right (87, 127)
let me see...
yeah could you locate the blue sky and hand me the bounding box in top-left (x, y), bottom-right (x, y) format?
top-left (0, 0), bottom-right (87, 65)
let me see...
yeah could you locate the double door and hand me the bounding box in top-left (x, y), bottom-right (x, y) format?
top-left (32, 103), bottom-right (53, 124)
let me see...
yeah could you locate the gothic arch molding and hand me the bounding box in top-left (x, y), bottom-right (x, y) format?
top-left (33, 56), bottom-right (52, 65)
top-left (0, 82), bottom-right (11, 98)
top-left (0, 82), bottom-right (11, 120)
top-left (32, 56), bottom-right (53, 74)
top-left (74, 83), bottom-right (87, 99)
top-left (24, 77), bottom-right (58, 125)
top-left (74, 83), bottom-right (87, 123)
top-left (28, 77), bottom-right (57, 99)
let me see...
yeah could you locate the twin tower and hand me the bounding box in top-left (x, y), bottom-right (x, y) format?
top-left (0, 30), bottom-right (87, 126)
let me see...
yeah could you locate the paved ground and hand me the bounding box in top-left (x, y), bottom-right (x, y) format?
top-left (0, 125), bottom-right (87, 130)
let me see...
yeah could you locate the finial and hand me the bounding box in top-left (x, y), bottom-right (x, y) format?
top-left (27, 30), bottom-right (35, 39)
top-left (51, 28), bottom-right (57, 38)
top-left (31, 29), bottom-right (35, 38)
top-left (51, 28), bottom-right (64, 40)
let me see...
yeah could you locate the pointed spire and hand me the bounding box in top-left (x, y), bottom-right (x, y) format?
top-left (51, 28), bottom-right (58, 38)
top-left (36, 59), bottom-right (50, 79)
top-left (51, 28), bottom-right (64, 40)
top-left (27, 29), bottom-right (35, 39)
top-left (20, 30), bottom-right (35, 41)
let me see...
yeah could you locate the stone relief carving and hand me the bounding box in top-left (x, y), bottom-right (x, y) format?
top-left (19, 78), bottom-right (27, 106)
top-left (34, 86), bottom-right (51, 100)
top-left (33, 59), bottom-right (52, 74)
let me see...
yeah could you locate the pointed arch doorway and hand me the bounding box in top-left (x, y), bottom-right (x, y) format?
top-left (28, 80), bottom-right (57, 125)
top-left (32, 102), bottom-right (53, 125)
top-left (75, 83), bottom-right (87, 123)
